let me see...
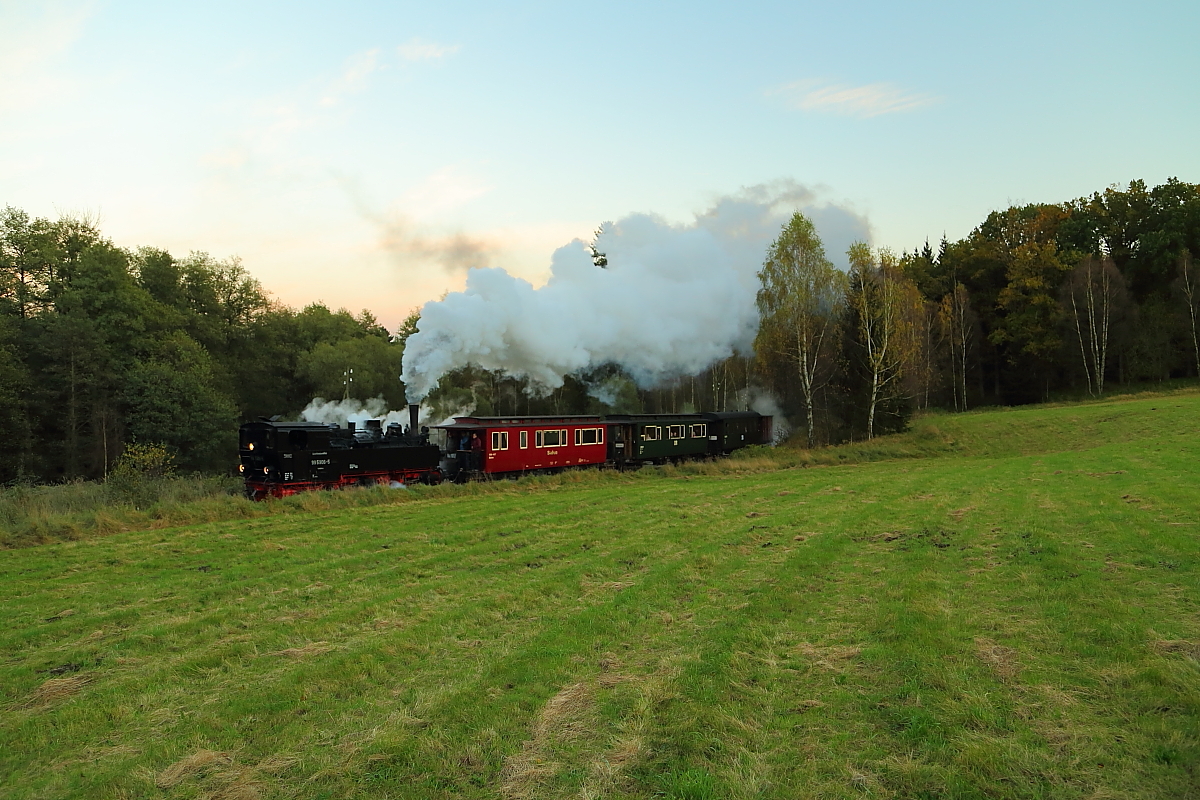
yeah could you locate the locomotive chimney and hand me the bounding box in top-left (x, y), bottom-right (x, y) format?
top-left (408, 404), bottom-right (419, 433)
top-left (348, 421), bottom-right (356, 433)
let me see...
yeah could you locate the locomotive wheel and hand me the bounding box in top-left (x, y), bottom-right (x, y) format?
top-left (422, 470), bottom-right (443, 486)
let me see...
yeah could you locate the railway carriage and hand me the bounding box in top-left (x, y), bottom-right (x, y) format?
top-left (603, 414), bottom-right (711, 465)
top-left (434, 415), bottom-right (610, 481)
top-left (703, 411), bottom-right (773, 454)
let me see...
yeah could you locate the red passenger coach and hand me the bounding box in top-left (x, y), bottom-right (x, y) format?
top-left (435, 415), bottom-right (609, 479)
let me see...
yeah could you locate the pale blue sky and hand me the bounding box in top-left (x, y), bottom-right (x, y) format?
top-left (3, 0), bottom-right (1196, 327)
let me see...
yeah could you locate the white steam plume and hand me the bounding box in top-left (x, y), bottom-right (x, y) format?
top-left (401, 182), bottom-right (870, 402)
top-left (301, 396), bottom-right (410, 427)
top-left (741, 388), bottom-right (791, 445)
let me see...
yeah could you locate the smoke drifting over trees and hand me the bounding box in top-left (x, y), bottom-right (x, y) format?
top-left (400, 183), bottom-right (871, 401)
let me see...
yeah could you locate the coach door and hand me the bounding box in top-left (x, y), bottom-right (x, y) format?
top-left (608, 423), bottom-right (632, 465)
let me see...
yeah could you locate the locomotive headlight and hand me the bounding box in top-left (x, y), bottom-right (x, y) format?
top-left (248, 443), bottom-right (255, 451)
top-left (263, 467), bottom-right (270, 474)
top-left (238, 464), bottom-right (245, 473)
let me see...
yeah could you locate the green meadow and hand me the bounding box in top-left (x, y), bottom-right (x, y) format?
top-left (2, 392), bottom-right (1198, 799)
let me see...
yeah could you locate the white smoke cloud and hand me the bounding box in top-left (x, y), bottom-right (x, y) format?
top-left (743, 388), bottom-right (790, 445)
top-left (400, 182), bottom-right (870, 402)
top-left (301, 396), bottom-right (409, 427)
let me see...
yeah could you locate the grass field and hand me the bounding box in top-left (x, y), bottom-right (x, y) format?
top-left (2, 392), bottom-right (1198, 798)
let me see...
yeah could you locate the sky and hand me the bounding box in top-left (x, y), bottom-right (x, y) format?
top-left (2, 0), bottom-right (1197, 332)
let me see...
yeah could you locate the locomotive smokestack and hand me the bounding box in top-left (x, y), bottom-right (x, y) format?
top-left (408, 404), bottom-right (419, 433)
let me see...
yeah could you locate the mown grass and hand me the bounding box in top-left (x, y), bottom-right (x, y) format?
top-left (4, 383), bottom-right (1199, 550)
top-left (1, 390), bottom-right (1198, 798)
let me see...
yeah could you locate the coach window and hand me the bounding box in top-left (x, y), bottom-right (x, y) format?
top-left (668, 424), bottom-right (685, 439)
top-left (690, 424), bottom-right (707, 438)
top-left (520, 430), bottom-right (528, 449)
top-left (574, 427), bottom-right (604, 445)
top-left (536, 429), bottom-right (564, 447)
top-left (642, 426), bottom-right (661, 441)
top-left (491, 431), bottom-right (509, 450)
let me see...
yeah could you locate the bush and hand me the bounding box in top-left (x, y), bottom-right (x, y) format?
top-left (106, 443), bottom-right (175, 508)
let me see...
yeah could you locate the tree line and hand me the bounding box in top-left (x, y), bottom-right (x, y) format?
top-left (0, 207), bottom-right (414, 481)
top-left (2, 177), bottom-right (1197, 482)
top-left (752, 178), bottom-right (1200, 445)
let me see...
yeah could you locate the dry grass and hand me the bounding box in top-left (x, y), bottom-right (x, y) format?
top-left (502, 667), bottom-right (670, 799)
top-left (532, 682), bottom-right (593, 741)
top-left (17, 675), bottom-right (92, 709)
top-left (156, 752), bottom-right (275, 800)
top-left (205, 781), bottom-right (263, 800)
top-left (1153, 639), bottom-right (1200, 661)
top-left (269, 641), bottom-right (334, 658)
top-left (975, 637), bottom-right (1021, 680)
top-left (580, 736), bottom-right (647, 800)
top-left (501, 681), bottom-right (601, 798)
top-left (794, 641), bottom-right (862, 671)
top-left (156, 749), bottom-right (232, 788)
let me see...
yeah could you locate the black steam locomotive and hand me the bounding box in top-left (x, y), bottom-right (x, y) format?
top-left (239, 405), bottom-right (771, 500)
top-left (239, 407), bottom-right (441, 500)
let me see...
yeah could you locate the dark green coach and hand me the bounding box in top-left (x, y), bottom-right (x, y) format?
top-left (604, 414), bottom-right (710, 464)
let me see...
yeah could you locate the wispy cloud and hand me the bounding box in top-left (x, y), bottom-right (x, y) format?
top-left (398, 167), bottom-right (491, 220)
top-left (320, 48), bottom-right (381, 106)
top-left (397, 37), bottom-right (460, 62)
top-left (0, 1), bottom-right (95, 114)
top-left (773, 80), bottom-right (938, 118)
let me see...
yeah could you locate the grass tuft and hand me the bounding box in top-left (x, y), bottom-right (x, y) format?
top-left (16, 675), bottom-right (92, 709)
top-left (156, 749), bottom-right (232, 789)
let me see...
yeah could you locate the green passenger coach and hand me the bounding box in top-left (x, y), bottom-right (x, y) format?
top-left (605, 414), bottom-right (712, 463)
top-left (703, 411), bottom-right (772, 454)
top-left (604, 412), bottom-right (772, 466)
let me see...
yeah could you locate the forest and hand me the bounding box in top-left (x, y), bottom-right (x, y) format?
top-left (1, 178), bottom-right (1197, 482)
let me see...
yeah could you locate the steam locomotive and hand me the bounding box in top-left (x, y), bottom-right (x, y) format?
top-left (239, 404), bottom-right (772, 500)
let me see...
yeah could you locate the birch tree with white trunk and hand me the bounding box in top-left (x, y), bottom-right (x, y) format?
top-left (1065, 255), bottom-right (1124, 397)
top-left (754, 213), bottom-right (847, 447)
top-left (937, 282), bottom-right (976, 412)
top-left (846, 243), bottom-right (917, 440)
top-left (1179, 250), bottom-right (1200, 379)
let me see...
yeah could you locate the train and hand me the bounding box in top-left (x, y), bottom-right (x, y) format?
top-left (239, 405), bottom-right (772, 500)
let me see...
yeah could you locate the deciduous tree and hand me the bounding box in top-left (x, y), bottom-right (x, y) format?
top-left (1178, 250), bottom-right (1200, 377)
top-left (1064, 255), bottom-right (1126, 396)
top-left (936, 283), bottom-right (977, 411)
top-left (845, 244), bottom-right (916, 439)
top-left (755, 213), bottom-right (846, 446)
